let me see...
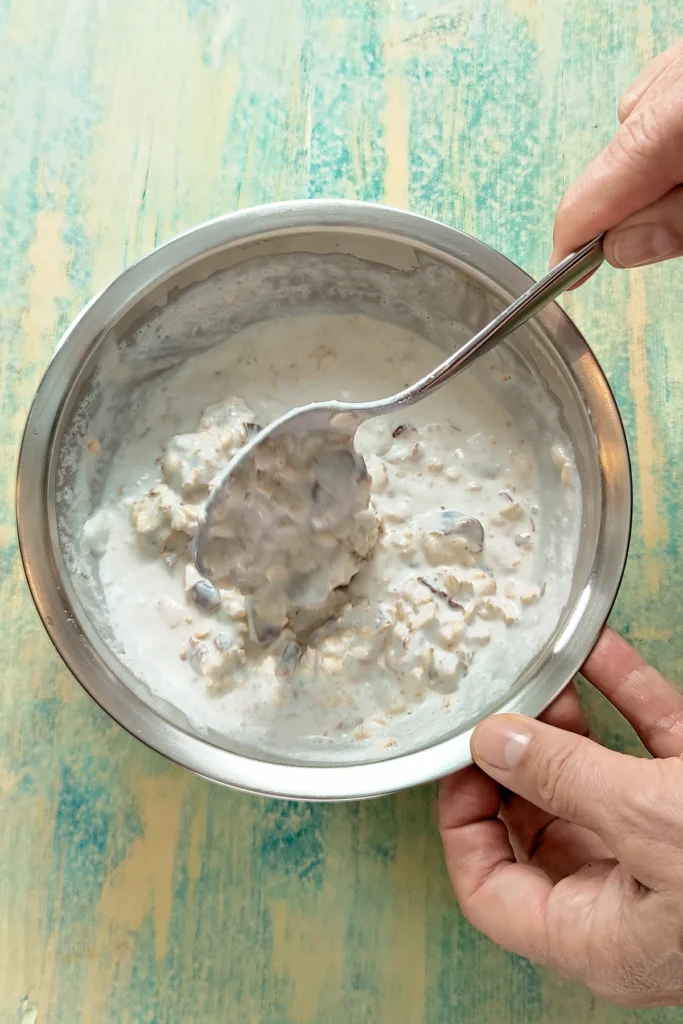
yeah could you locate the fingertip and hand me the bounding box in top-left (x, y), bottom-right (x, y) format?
top-left (550, 191), bottom-right (596, 274)
top-left (548, 247), bottom-right (563, 270)
top-left (550, 188), bottom-right (577, 261)
top-left (471, 714), bottom-right (533, 772)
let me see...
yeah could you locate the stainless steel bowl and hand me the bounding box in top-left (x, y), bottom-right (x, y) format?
top-left (16, 201), bottom-right (631, 801)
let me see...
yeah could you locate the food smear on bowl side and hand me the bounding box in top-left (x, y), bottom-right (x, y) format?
top-left (83, 314), bottom-right (580, 761)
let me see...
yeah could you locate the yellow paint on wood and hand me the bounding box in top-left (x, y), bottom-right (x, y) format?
top-left (627, 269), bottom-right (667, 594)
top-left (382, 72), bottom-right (410, 208)
top-left (80, 775), bottom-right (185, 1022)
top-left (20, 205), bottom-right (70, 364)
top-left (509, 0), bottom-right (542, 41)
top-left (271, 896), bottom-right (347, 1023)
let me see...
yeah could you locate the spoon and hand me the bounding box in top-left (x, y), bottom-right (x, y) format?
top-left (194, 235), bottom-right (604, 587)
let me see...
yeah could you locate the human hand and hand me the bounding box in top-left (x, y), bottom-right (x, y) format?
top-left (439, 627), bottom-right (683, 1007)
top-left (552, 39), bottom-right (683, 271)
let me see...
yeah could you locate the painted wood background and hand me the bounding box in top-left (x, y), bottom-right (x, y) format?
top-left (1, 1), bottom-right (682, 1021)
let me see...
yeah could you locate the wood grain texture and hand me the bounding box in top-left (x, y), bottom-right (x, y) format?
top-left (1, 1), bottom-right (682, 1021)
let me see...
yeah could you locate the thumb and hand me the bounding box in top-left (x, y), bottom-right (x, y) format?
top-left (605, 186), bottom-right (683, 268)
top-left (471, 713), bottom-right (644, 844)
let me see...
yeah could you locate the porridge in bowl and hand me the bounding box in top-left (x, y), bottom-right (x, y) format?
top-left (84, 312), bottom-right (580, 762)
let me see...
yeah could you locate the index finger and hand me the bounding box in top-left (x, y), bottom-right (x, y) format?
top-left (551, 79), bottom-right (683, 262)
top-left (581, 627), bottom-right (683, 758)
top-left (439, 767), bottom-right (552, 963)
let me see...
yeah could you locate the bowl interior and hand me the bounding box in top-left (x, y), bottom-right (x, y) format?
top-left (53, 226), bottom-right (602, 766)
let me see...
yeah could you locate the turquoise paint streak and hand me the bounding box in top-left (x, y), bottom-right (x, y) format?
top-left (303, 0), bottom-right (386, 201)
top-left (403, 5), bottom-right (549, 276)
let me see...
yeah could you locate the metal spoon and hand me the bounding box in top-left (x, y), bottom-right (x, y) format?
top-left (194, 236), bottom-right (604, 581)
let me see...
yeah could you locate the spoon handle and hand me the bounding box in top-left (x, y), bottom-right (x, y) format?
top-left (383, 235), bottom-right (605, 411)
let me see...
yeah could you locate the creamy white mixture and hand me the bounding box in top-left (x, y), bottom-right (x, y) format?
top-left (196, 419), bottom-right (377, 644)
top-left (84, 314), bottom-right (580, 762)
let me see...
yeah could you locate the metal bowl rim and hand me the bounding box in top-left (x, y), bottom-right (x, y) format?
top-left (15, 199), bottom-right (632, 801)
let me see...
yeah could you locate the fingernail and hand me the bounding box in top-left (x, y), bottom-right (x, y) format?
top-left (611, 224), bottom-right (677, 267)
top-left (472, 716), bottom-right (531, 770)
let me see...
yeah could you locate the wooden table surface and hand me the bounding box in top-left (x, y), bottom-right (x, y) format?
top-left (1, 2), bottom-right (682, 1022)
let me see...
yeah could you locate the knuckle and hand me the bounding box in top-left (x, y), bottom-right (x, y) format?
top-left (653, 705), bottom-right (683, 736)
top-left (633, 759), bottom-right (683, 837)
top-left (532, 744), bottom-right (579, 812)
top-left (614, 105), bottom-right (666, 164)
top-left (612, 99), bottom-right (683, 182)
top-left (617, 87), bottom-right (636, 124)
